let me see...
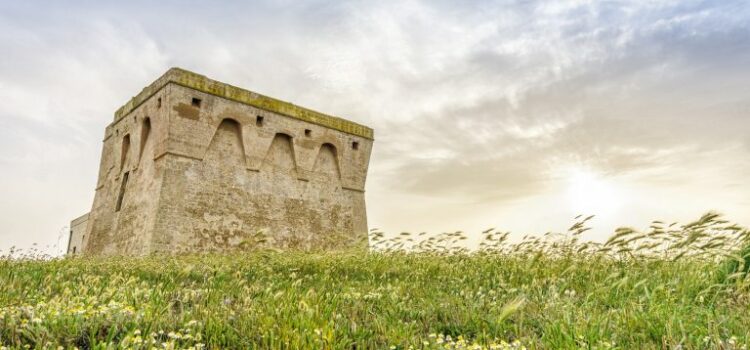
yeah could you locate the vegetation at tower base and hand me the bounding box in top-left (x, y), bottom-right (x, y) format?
top-left (2, 213), bottom-right (750, 349)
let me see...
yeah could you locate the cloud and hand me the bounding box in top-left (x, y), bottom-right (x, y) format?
top-left (364, 0), bottom-right (750, 209)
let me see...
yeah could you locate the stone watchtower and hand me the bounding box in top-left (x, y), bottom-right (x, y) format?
top-left (68, 68), bottom-right (373, 255)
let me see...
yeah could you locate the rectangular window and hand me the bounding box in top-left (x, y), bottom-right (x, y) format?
top-left (191, 97), bottom-right (202, 107)
top-left (304, 129), bottom-right (312, 137)
top-left (157, 97), bottom-right (162, 108)
top-left (256, 115), bottom-right (264, 127)
top-left (352, 141), bottom-right (359, 150)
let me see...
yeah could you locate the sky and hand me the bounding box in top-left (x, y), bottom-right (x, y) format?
top-left (1, 0), bottom-right (749, 255)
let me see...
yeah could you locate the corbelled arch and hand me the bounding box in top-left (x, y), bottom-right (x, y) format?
top-left (312, 142), bottom-right (342, 181)
top-left (262, 133), bottom-right (298, 175)
top-left (139, 117), bottom-right (152, 163)
top-left (204, 118), bottom-right (247, 167)
top-left (120, 134), bottom-right (131, 172)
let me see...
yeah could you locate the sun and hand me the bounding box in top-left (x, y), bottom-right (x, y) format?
top-left (564, 167), bottom-right (624, 217)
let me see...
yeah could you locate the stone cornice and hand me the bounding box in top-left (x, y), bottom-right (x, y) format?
top-left (113, 67), bottom-right (374, 140)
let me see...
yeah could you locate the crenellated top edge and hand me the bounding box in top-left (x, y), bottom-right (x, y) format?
top-left (113, 67), bottom-right (374, 140)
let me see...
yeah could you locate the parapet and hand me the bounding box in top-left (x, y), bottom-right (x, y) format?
top-left (113, 67), bottom-right (374, 140)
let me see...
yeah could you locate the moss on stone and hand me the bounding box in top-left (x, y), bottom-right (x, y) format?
top-left (114, 68), bottom-right (374, 140)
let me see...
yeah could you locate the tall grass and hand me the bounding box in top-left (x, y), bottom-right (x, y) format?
top-left (1, 213), bottom-right (749, 349)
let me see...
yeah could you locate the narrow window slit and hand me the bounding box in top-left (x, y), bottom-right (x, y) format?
top-left (115, 172), bottom-right (130, 212)
top-left (256, 115), bottom-right (264, 127)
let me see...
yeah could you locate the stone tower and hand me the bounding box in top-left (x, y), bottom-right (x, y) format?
top-left (69, 68), bottom-right (373, 255)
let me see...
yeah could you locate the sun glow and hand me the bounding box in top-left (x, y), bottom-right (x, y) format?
top-left (565, 167), bottom-right (625, 217)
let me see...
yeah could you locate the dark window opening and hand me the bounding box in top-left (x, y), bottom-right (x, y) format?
top-left (72, 247), bottom-right (76, 254)
top-left (304, 129), bottom-right (312, 137)
top-left (115, 171), bottom-right (129, 212)
top-left (352, 141), bottom-right (359, 150)
top-left (157, 97), bottom-right (162, 108)
top-left (191, 97), bottom-right (202, 107)
top-left (256, 115), bottom-right (264, 127)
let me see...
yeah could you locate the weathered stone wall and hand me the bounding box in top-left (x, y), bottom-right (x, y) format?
top-left (77, 68), bottom-right (373, 255)
top-left (82, 86), bottom-right (168, 255)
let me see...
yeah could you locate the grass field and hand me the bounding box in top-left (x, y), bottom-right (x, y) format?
top-left (1, 213), bottom-right (750, 349)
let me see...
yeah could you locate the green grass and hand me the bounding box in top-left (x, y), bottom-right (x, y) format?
top-left (1, 213), bottom-right (750, 349)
